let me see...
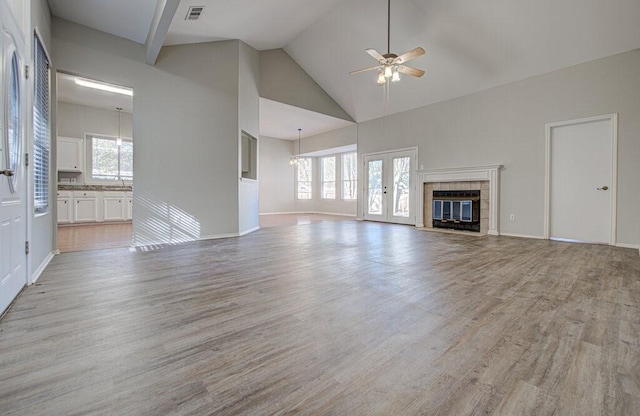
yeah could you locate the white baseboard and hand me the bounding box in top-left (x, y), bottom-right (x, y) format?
top-left (313, 211), bottom-right (357, 217)
top-left (616, 243), bottom-right (640, 256)
top-left (238, 226), bottom-right (260, 236)
top-left (259, 211), bottom-right (356, 217)
top-left (499, 232), bottom-right (546, 240)
top-left (30, 251), bottom-right (55, 285)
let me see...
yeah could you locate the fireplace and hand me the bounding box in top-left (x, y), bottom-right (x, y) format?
top-left (432, 190), bottom-right (481, 232)
top-left (417, 165), bottom-right (502, 235)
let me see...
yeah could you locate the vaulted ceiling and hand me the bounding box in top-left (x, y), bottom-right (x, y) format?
top-left (48, 0), bottom-right (640, 132)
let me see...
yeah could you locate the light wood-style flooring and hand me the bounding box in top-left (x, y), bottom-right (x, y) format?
top-left (58, 223), bottom-right (133, 253)
top-left (57, 214), bottom-right (353, 252)
top-left (2, 221), bottom-right (640, 415)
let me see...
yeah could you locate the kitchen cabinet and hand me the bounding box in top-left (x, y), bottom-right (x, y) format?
top-left (57, 189), bottom-right (133, 224)
top-left (103, 192), bottom-right (126, 221)
top-left (125, 192), bottom-right (133, 220)
top-left (57, 137), bottom-right (84, 172)
top-left (56, 191), bottom-right (72, 224)
top-left (73, 191), bottom-right (98, 223)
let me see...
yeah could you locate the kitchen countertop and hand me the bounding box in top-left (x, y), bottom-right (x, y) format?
top-left (58, 184), bottom-right (133, 191)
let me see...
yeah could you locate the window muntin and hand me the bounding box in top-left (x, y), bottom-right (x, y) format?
top-left (296, 157), bottom-right (312, 200)
top-left (321, 156), bottom-right (335, 199)
top-left (342, 152), bottom-right (357, 200)
top-left (33, 35), bottom-right (50, 213)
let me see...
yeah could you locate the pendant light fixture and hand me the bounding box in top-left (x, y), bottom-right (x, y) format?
top-left (116, 107), bottom-right (123, 146)
top-left (289, 128), bottom-right (302, 166)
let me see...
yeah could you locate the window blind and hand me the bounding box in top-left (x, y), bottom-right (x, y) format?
top-left (33, 35), bottom-right (50, 213)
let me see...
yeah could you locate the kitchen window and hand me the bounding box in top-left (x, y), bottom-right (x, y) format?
top-left (89, 134), bottom-right (133, 181)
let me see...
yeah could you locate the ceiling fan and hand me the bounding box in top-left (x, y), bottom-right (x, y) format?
top-left (350, 0), bottom-right (425, 85)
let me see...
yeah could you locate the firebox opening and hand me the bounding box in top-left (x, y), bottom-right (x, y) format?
top-left (432, 190), bottom-right (481, 232)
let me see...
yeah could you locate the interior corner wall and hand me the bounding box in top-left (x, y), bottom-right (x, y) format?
top-left (259, 48), bottom-right (353, 122)
top-left (238, 41), bottom-right (260, 234)
top-left (357, 50), bottom-right (640, 245)
top-left (52, 18), bottom-right (241, 245)
top-left (258, 136), bottom-right (295, 214)
top-left (30, 0), bottom-right (54, 281)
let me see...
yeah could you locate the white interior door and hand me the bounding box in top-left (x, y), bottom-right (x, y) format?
top-left (0, 13), bottom-right (27, 316)
top-left (364, 149), bottom-right (416, 225)
top-left (548, 116), bottom-right (615, 244)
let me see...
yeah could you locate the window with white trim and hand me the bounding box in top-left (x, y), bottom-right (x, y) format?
top-left (33, 35), bottom-right (50, 213)
top-left (296, 158), bottom-right (312, 199)
top-left (89, 134), bottom-right (133, 181)
top-left (321, 156), bottom-right (336, 199)
top-left (342, 152), bottom-right (357, 200)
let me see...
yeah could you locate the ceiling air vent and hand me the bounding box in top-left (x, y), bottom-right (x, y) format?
top-left (185, 6), bottom-right (205, 21)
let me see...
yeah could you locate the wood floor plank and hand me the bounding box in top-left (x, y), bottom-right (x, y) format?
top-left (1, 220), bottom-right (639, 415)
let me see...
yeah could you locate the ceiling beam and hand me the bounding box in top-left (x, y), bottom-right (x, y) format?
top-left (145, 0), bottom-right (181, 65)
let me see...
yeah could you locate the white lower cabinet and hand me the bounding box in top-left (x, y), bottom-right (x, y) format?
top-left (73, 191), bottom-right (99, 223)
top-left (103, 192), bottom-right (126, 221)
top-left (58, 190), bottom-right (133, 224)
top-left (125, 192), bottom-right (133, 220)
top-left (57, 191), bottom-right (72, 224)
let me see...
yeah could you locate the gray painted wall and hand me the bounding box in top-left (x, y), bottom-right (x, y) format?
top-left (357, 50), bottom-right (640, 246)
top-left (260, 49), bottom-right (353, 122)
top-left (52, 18), bottom-right (258, 245)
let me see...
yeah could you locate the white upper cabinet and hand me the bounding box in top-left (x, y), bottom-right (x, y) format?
top-left (57, 137), bottom-right (84, 172)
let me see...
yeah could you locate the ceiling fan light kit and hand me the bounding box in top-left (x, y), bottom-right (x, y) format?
top-left (350, 0), bottom-right (425, 85)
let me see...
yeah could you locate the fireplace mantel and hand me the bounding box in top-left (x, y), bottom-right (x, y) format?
top-left (416, 165), bottom-right (502, 235)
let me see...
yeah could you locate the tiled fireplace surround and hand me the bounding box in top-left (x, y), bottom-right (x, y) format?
top-left (416, 165), bottom-right (502, 235)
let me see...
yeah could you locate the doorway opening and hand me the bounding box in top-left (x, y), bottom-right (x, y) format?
top-left (56, 72), bottom-right (134, 252)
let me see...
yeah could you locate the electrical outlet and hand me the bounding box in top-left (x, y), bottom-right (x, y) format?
top-left (509, 214), bottom-right (515, 221)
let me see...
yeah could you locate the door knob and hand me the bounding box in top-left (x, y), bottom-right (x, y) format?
top-left (0, 169), bottom-right (14, 176)
top-left (597, 186), bottom-right (609, 191)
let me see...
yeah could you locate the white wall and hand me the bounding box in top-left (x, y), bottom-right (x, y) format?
top-left (57, 102), bottom-right (133, 139)
top-left (357, 50), bottom-right (640, 246)
top-left (52, 18), bottom-right (259, 245)
top-left (258, 136), bottom-right (295, 213)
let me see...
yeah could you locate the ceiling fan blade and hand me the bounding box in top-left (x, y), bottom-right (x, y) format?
top-left (394, 47), bottom-right (425, 64)
top-left (365, 48), bottom-right (386, 62)
top-left (397, 65), bottom-right (425, 78)
top-left (349, 65), bottom-right (380, 75)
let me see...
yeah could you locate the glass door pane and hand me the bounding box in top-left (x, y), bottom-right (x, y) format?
top-left (392, 156), bottom-right (410, 217)
top-left (367, 159), bottom-right (383, 215)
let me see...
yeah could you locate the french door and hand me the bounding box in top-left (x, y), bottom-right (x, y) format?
top-left (363, 149), bottom-right (416, 225)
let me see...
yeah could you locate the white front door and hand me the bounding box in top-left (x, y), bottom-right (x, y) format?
top-left (547, 115), bottom-right (616, 244)
top-left (0, 10), bottom-right (27, 316)
top-left (364, 149), bottom-right (416, 225)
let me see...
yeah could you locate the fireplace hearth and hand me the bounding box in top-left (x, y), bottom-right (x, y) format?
top-left (432, 190), bottom-right (481, 232)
